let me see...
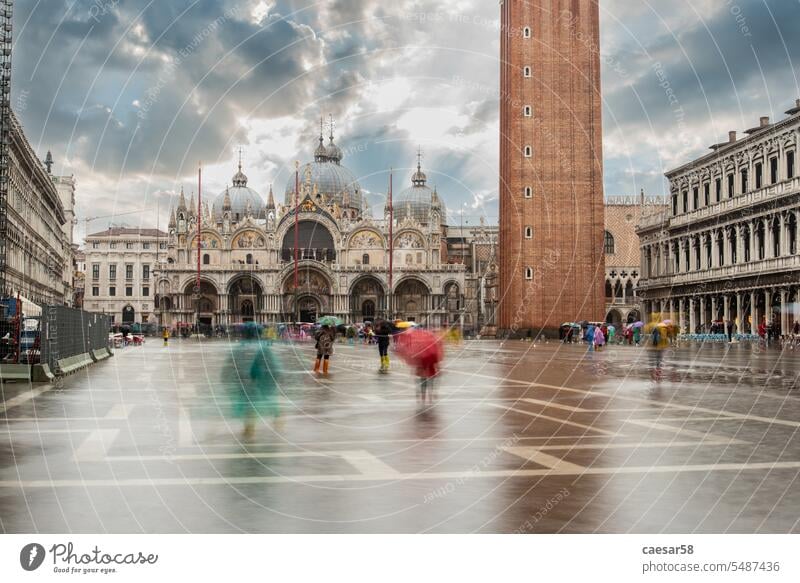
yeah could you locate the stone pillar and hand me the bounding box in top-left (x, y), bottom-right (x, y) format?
top-left (765, 217), bottom-right (774, 259)
top-left (723, 295), bottom-right (730, 322)
top-left (699, 297), bottom-right (706, 331)
top-left (750, 290), bottom-right (758, 332)
top-left (780, 212), bottom-right (788, 256)
top-left (765, 289), bottom-right (772, 325)
top-left (677, 239), bottom-right (684, 273)
top-left (780, 289), bottom-right (789, 336)
top-left (700, 233), bottom-right (708, 270)
top-left (679, 298), bottom-right (685, 333)
top-left (736, 293), bottom-right (744, 334)
top-left (723, 229), bottom-right (732, 266)
top-left (711, 296), bottom-right (718, 322)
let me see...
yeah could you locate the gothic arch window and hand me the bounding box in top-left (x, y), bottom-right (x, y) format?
top-left (362, 253), bottom-right (370, 265)
top-left (246, 253), bottom-right (253, 265)
top-left (203, 253), bottom-right (210, 265)
top-left (604, 231), bottom-right (615, 254)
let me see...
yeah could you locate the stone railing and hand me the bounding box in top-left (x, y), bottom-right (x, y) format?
top-left (640, 253), bottom-right (800, 287)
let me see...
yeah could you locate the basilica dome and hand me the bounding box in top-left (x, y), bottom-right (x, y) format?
top-left (393, 158), bottom-right (446, 225)
top-left (284, 128), bottom-right (363, 214)
top-left (212, 163), bottom-right (265, 220)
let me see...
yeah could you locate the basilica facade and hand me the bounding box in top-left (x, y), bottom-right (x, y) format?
top-left (154, 127), bottom-right (467, 329)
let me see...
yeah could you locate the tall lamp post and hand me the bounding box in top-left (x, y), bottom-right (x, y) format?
top-left (387, 168), bottom-right (393, 320)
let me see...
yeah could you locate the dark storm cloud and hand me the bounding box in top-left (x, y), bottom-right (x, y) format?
top-left (13, 0), bottom-right (324, 176)
top-left (601, 0), bottom-right (800, 195)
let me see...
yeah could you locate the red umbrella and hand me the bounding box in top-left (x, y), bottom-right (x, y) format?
top-left (395, 328), bottom-right (444, 378)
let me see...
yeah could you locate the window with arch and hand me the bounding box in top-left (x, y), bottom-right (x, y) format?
top-left (524, 186), bottom-right (533, 199)
top-left (524, 267), bottom-right (534, 281)
top-left (523, 26), bottom-right (531, 38)
top-left (203, 253), bottom-right (210, 265)
top-left (523, 66), bottom-right (531, 78)
top-left (523, 105), bottom-right (532, 117)
top-left (524, 226), bottom-right (533, 239)
top-left (604, 231), bottom-right (615, 254)
top-left (362, 253), bottom-right (370, 265)
top-left (246, 253), bottom-right (253, 265)
top-left (524, 146), bottom-right (532, 158)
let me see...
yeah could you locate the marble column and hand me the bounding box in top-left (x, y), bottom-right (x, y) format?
top-left (711, 296), bottom-right (718, 322)
top-left (780, 289), bottom-right (789, 335)
top-left (723, 295), bottom-right (731, 322)
top-left (689, 298), bottom-right (696, 333)
top-left (750, 290), bottom-right (758, 332)
top-left (679, 298), bottom-right (685, 333)
top-left (736, 293), bottom-right (744, 334)
top-left (699, 297), bottom-right (706, 331)
top-left (765, 289), bottom-right (772, 324)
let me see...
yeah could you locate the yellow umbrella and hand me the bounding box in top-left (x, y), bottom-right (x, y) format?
top-left (395, 321), bottom-right (415, 329)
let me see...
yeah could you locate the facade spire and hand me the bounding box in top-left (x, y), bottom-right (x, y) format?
top-left (267, 184), bottom-right (275, 209)
top-left (178, 186), bottom-right (187, 210)
top-left (45, 150), bottom-right (54, 174)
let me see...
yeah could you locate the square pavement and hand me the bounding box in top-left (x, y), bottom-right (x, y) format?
top-left (1, 337), bottom-right (799, 533)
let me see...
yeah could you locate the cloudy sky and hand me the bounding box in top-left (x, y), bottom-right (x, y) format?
top-left (11, 0), bottom-right (800, 239)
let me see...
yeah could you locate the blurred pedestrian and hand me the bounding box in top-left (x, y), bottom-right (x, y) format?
top-left (162, 327), bottom-right (169, 347)
top-left (586, 324), bottom-right (595, 351)
top-left (376, 320), bottom-right (393, 373)
top-left (224, 323), bottom-right (282, 439)
top-left (314, 324), bottom-right (335, 376)
top-left (594, 325), bottom-right (605, 351)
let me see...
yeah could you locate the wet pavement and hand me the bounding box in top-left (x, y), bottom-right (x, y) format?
top-left (1, 337), bottom-right (799, 533)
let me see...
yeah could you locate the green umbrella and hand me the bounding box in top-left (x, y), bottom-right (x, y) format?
top-left (317, 315), bottom-right (344, 327)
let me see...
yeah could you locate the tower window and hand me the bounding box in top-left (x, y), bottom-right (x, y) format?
top-left (524, 146), bottom-right (532, 158)
top-left (523, 105), bottom-right (532, 117)
top-left (523, 66), bottom-right (532, 78)
top-left (524, 226), bottom-right (533, 239)
top-left (524, 186), bottom-right (533, 199)
top-left (524, 267), bottom-right (534, 281)
top-left (604, 231), bottom-right (615, 254)
top-left (523, 27), bottom-right (531, 38)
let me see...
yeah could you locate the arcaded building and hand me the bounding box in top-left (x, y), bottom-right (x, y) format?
top-left (637, 101), bottom-right (800, 334)
top-left (498, 0), bottom-right (605, 336)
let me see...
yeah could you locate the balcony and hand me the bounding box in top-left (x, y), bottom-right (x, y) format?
top-left (669, 176), bottom-right (800, 229)
top-left (640, 253), bottom-right (800, 287)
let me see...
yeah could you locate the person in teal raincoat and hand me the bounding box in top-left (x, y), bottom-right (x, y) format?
top-left (224, 323), bottom-right (282, 438)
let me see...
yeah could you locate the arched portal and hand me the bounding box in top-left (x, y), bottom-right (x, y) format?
top-left (228, 276), bottom-right (263, 323)
top-left (298, 296), bottom-right (321, 323)
top-left (350, 275), bottom-right (385, 322)
top-left (122, 305), bottom-right (135, 325)
top-left (282, 220), bottom-right (336, 262)
top-left (395, 278), bottom-right (430, 323)
top-left (183, 280), bottom-right (218, 333)
top-left (605, 309), bottom-right (622, 328)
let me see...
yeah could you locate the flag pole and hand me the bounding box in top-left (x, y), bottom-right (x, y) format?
top-left (294, 161), bottom-right (300, 323)
top-left (196, 163), bottom-right (202, 334)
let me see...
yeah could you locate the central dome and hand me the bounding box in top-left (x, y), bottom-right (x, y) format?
top-left (393, 156), bottom-right (445, 225)
top-left (284, 123), bottom-right (362, 213)
top-left (212, 162), bottom-right (265, 220)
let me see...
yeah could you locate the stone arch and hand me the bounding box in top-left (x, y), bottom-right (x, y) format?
top-left (605, 308), bottom-right (622, 328)
top-left (347, 227), bottom-right (385, 249)
top-left (227, 273), bottom-right (265, 321)
top-left (349, 275), bottom-right (387, 322)
top-left (394, 276), bottom-right (431, 322)
top-left (281, 219), bottom-right (337, 262)
top-left (190, 230), bottom-right (223, 250)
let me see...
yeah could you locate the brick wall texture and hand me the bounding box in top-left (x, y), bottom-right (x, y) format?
top-left (498, 0), bottom-right (606, 334)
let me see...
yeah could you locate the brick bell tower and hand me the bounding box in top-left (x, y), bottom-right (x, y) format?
top-left (498, 0), bottom-right (605, 337)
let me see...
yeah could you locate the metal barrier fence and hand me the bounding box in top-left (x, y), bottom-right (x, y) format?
top-left (40, 305), bottom-right (111, 373)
